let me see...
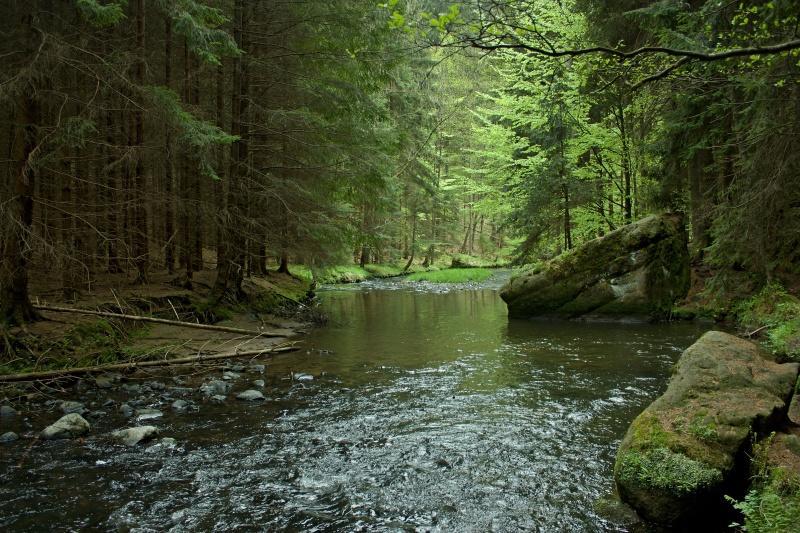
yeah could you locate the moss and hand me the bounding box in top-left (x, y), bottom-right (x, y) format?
top-left (629, 412), bottom-right (672, 449)
top-left (616, 447), bottom-right (723, 495)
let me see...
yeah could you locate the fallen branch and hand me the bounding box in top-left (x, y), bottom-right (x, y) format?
top-left (0, 345), bottom-right (299, 383)
top-left (744, 325), bottom-right (769, 338)
top-left (34, 305), bottom-right (286, 338)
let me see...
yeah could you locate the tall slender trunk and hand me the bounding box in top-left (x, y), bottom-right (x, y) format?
top-left (0, 88), bottom-right (40, 325)
top-left (164, 16), bottom-right (175, 273)
top-left (212, 0), bottom-right (248, 301)
top-left (131, 0), bottom-right (149, 283)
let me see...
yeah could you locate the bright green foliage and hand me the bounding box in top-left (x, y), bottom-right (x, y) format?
top-left (616, 447), bottom-right (723, 495)
top-left (159, 0), bottom-right (239, 64)
top-left (735, 283), bottom-right (800, 361)
top-left (76, 0), bottom-right (126, 27)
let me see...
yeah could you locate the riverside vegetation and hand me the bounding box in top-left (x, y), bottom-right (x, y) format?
top-left (1, 1), bottom-right (800, 531)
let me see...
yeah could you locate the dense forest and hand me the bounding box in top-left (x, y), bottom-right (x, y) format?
top-left (2, 1), bottom-right (800, 530)
top-left (2, 0), bottom-right (798, 325)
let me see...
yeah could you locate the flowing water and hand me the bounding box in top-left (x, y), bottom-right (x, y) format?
top-left (0, 273), bottom-right (711, 532)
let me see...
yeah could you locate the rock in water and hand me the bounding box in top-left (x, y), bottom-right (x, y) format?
top-left (614, 331), bottom-right (799, 526)
top-left (500, 213), bottom-right (689, 319)
top-left (111, 426), bottom-right (160, 446)
top-left (60, 401), bottom-right (86, 415)
top-left (41, 413), bottom-right (91, 440)
top-left (0, 431), bottom-right (19, 443)
top-left (236, 390), bottom-right (265, 401)
top-left (0, 405), bottom-right (17, 417)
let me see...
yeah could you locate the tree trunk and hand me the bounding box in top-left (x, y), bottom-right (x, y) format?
top-left (0, 87), bottom-right (39, 325)
top-left (131, 0), bottom-right (149, 283)
top-left (164, 16), bottom-right (175, 274)
top-left (212, 0), bottom-right (248, 302)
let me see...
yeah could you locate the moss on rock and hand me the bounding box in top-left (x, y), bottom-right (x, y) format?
top-left (614, 331), bottom-right (799, 526)
top-left (500, 213), bottom-right (690, 319)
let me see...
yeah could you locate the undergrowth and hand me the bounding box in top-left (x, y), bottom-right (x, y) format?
top-left (728, 434), bottom-right (800, 532)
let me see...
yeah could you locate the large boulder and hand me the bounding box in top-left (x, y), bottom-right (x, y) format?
top-left (500, 213), bottom-right (689, 319)
top-left (614, 331), bottom-right (799, 526)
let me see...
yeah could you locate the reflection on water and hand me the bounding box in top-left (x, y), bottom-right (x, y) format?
top-left (0, 276), bottom-right (709, 531)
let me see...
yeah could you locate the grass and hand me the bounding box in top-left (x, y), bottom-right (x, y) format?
top-left (405, 268), bottom-right (493, 283)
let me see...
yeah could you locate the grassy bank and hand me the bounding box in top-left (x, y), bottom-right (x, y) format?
top-left (405, 268), bottom-right (493, 283)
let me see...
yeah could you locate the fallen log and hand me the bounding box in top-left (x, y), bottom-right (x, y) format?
top-left (0, 345), bottom-right (299, 383)
top-left (34, 304), bottom-right (286, 338)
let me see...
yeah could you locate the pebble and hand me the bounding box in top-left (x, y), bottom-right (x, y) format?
top-left (122, 384), bottom-right (142, 394)
top-left (210, 395), bottom-right (227, 404)
top-left (236, 390), bottom-right (265, 401)
top-left (252, 380), bottom-right (265, 388)
top-left (249, 364), bottom-right (265, 374)
top-left (60, 401), bottom-right (86, 415)
top-left (222, 371), bottom-right (240, 381)
top-left (102, 399), bottom-right (116, 408)
top-left (111, 426), bottom-right (159, 446)
top-left (293, 373), bottom-right (313, 381)
top-left (119, 403), bottom-right (134, 417)
top-left (200, 380), bottom-right (231, 396)
top-left (0, 405), bottom-right (17, 417)
top-left (135, 408), bottom-right (164, 421)
top-left (171, 400), bottom-right (189, 411)
top-left (94, 376), bottom-right (113, 389)
top-left (0, 431), bottom-right (18, 443)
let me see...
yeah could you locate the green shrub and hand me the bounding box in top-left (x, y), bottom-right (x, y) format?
top-left (734, 283), bottom-right (800, 361)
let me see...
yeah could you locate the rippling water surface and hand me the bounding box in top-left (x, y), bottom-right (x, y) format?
top-left (1, 274), bottom-right (710, 531)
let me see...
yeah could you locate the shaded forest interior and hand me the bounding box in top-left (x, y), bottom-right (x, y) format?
top-left (1, 0), bottom-right (799, 326)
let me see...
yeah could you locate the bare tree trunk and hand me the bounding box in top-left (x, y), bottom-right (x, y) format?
top-left (0, 88), bottom-right (40, 325)
top-left (212, 0), bottom-right (248, 302)
top-left (131, 0), bottom-right (149, 283)
top-left (164, 16), bottom-right (176, 274)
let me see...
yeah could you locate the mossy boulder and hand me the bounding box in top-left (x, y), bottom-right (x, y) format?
top-left (614, 331), bottom-right (800, 526)
top-left (500, 213), bottom-right (690, 319)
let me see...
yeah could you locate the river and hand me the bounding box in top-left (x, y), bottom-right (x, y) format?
top-left (0, 273), bottom-right (710, 531)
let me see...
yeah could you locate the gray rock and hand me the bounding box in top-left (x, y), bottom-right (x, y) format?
top-left (119, 403), bottom-right (134, 417)
top-left (252, 379), bottom-right (265, 388)
top-left (41, 413), bottom-right (90, 440)
top-left (102, 399), bottom-right (116, 408)
top-left (227, 364), bottom-right (245, 372)
top-left (236, 389), bottom-right (265, 401)
top-left (169, 386), bottom-right (193, 396)
top-left (210, 394), bottom-right (227, 404)
top-left (122, 383), bottom-right (142, 394)
top-left (147, 381), bottom-right (166, 391)
top-left (111, 426), bottom-right (159, 446)
top-left (615, 331), bottom-right (799, 526)
top-left (94, 375), bottom-right (113, 389)
top-left (0, 405), bottom-right (18, 417)
top-left (500, 213), bottom-right (690, 319)
top-left (200, 380), bottom-right (231, 396)
top-left (60, 401), bottom-right (86, 415)
top-left (135, 408), bottom-right (163, 421)
top-left (0, 431), bottom-right (19, 443)
top-left (293, 373), bottom-right (313, 381)
top-left (171, 399), bottom-right (188, 411)
top-left (222, 371), bottom-right (240, 381)
top-left (249, 364), bottom-right (265, 374)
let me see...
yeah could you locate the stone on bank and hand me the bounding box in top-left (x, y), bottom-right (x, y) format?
top-left (500, 213), bottom-right (689, 319)
top-left (614, 331), bottom-right (799, 526)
